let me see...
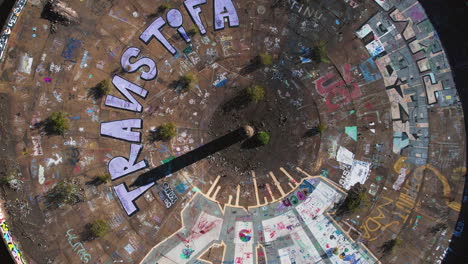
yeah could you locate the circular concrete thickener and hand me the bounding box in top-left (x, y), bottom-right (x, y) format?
top-left (0, 0), bottom-right (466, 264)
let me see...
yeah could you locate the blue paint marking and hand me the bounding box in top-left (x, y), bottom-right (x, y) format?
top-left (72, 116), bottom-right (80, 120)
top-left (214, 78), bottom-right (228, 88)
top-left (62, 38), bottom-right (82, 60)
top-left (299, 180), bottom-right (315, 193)
top-left (358, 57), bottom-right (382, 83)
top-left (175, 183), bottom-right (189, 194)
top-left (335, 19), bottom-right (340, 25)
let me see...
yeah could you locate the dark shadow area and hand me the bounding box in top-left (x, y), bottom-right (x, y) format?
top-left (240, 137), bottom-right (262, 149)
top-left (79, 223), bottom-right (94, 242)
top-left (239, 56), bottom-right (262, 75)
top-left (85, 177), bottom-right (105, 187)
top-left (131, 128), bottom-right (249, 187)
top-left (0, 0), bottom-right (16, 30)
top-left (418, 1), bottom-right (468, 263)
top-left (303, 128), bottom-right (320, 138)
top-left (222, 90), bottom-right (249, 113)
top-left (87, 84), bottom-right (107, 100)
top-left (0, 234), bottom-right (14, 264)
top-left (40, 0), bottom-right (79, 26)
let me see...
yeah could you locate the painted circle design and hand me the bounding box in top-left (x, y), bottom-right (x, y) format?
top-left (239, 229), bottom-right (252, 242)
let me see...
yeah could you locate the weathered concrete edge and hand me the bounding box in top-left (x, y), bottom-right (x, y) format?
top-left (0, 201), bottom-right (27, 263)
top-left (0, 0), bottom-right (28, 61)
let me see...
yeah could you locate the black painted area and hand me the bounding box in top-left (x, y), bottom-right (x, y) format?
top-left (419, 1), bottom-right (468, 263)
top-left (0, 0), bottom-right (16, 30)
top-left (0, 237), bottom-right (14, 264)
top-left (0, 1), bottom-right (17, 261)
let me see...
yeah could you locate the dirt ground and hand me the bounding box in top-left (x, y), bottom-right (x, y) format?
top-left (0, 0), bottom-right (465, 263)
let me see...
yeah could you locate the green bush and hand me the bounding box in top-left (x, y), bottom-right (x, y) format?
top-left (381, 238), bottom-right (402, 253)
top-left (158, 3), bottom-right (171, 13)
top-left (256, 132), bottom-right (270, 146)
top-left (46, 180), bottom-right (83, 207)
top-left (44, 112), bottom-right (70, 136)
top-left (316, 123), bottom-right (327, 133)
top-left (312, 41), bottom-right (330, 63)
top-left (0, 174), bottom-right (15, 185)
top-left (90, 219), bottom-right (109, 238)
top-left (187, 26), bottom-right (199, 37)
top-left (336, 183), bottom-right (369, 215)
top-left (97, 173), bottom-right (111, 184)
top-left (258, 53), bottom-right (272, 66)
top-left (246, 85), bottom-right (265, 102)
top-left (157, 122), bottom-right (177, 141)
top-left (179, 73), bottom-right (197, 91)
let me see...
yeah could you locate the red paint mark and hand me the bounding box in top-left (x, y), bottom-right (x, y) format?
top-left (44, 180), bottom-right (54, 185)
top-left (227, 226), bottom-right (235, 234)
top-left (176, 233), bottom-right (189, 243)
top-left (270, 231), bottom-right (276, 239)
top-left (277, 222), bottom-right (285, 230)
top-left (314, 64), bottom-right (361, 112)
top-left (73, 166), bottom-right (81, 174)
top-left (365, 102), bottom-right (373, 109)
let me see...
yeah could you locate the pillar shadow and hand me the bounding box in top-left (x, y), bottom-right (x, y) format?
top-left (131, 128), bottom-right (248, 187)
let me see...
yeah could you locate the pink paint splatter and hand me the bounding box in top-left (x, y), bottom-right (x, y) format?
top-left (44, 77), bottom-right (52, 83)
top-left (73, 166), bottom-right (81, 174)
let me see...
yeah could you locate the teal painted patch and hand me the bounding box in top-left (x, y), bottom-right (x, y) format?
top-left (349, 110), bottom-right (356, 115)
top-left (345, 126), bottom-right (358, 141)
top-left (376, 176), bottom-right (382, 181)
top-left (161, 156), bottom-right (176, 164)
top-left (320, 169), bottom-right (329, 178)
top-left (183, 45), bottom-right (193, 55)
top-left (176, 182), bottom-right (189, 194)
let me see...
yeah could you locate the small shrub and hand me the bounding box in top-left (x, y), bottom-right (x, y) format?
top-left (258, 53), bottom-right (272, 66)
top-left (381, 238), bottom-right (402, 254)
top-left (187, 26), bottom-right (199, 37)
top-left (336, 183), bottom-right (369, 215)
top-left (256, 132), bottom-right (270, 146)
top-left (44, 111), bottom-right (70, 136)
top-left (179, 73), bottom-right (197, 91)
top-left (97, 173), bottom-right (111, 184)
top-left (90, 79), bottom-right (111, 99)
top-left (430, 223), bottom-right (448, 234)
top-left (316, 123), bottom-right (327, 133)
top-left (158, 3), bottom-right (171, 13)
top-left (90, 219), bottom-right (109, 238)
top-left (0, 174), bottom-right (14, 185)
top-left (246, 85), bottom-right (265, 102)
top-left (46, 179), bottom-right (83, 207)
top-left (157, 122), bottom-right (177, 141)
top-left (312, 41), bottom-right (330, 63)
top-left (332, 247), bottom-right (339, 255)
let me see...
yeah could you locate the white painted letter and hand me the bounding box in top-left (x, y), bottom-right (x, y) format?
top-left (105, 75), bottom-right (148, 112)
top-left (108, 144), bottom-right (148, 180)
top-left (140, 17), bottom-right (176, 55)
top-left (114, 182), bottom-right (155, 216)
top-left (100, 119), bottom-right (142, 143)
top-left (120, 47), bottom-right (158, 80)
top-left (184, 0), bottom-right (207, 34)
top-left (213, 0), bottom-right (239, 30)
